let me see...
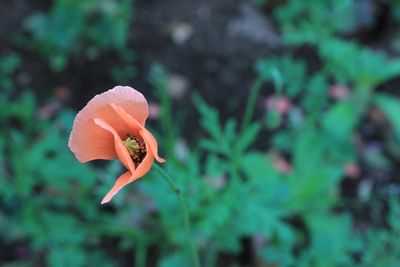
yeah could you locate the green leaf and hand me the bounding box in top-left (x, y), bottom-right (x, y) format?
top-left (320, 39), bottom-right (400, 88)
top-left (322, 99), bottom-right (359, 139)
top-left (265, 110), bottom-right (282, 129)
top-left (301, 213), bottom-right (354, 266)
top-left (256, 56), bottom-right (306, 97)
top-left (235, 122), bottom-right (261, 152)
top-left (193, 94), bottom-right (222, 141)
top-left (302, 73), bottom-right (328, 113)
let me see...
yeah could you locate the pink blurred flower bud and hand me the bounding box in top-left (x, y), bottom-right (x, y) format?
top-left (345, 163), bottom-right (360, 179)
top-left (273, 154), bottom-right (292, 174)
top-left (330, 85), bottom-right (349, 100)
top-left (265, 95), bottom-right (291, 115)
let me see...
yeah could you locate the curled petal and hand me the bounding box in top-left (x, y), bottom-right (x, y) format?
top-left (101, 171), bottom-right (133, 204)
top-left (101, 151), bottom-right (155, 204)
top-left (132, 145), bottom-right (155, 180)
top-left (140, 128), bottom-right (166, 163)
top-left (69, 86), bottom-right (148, 162)
top-left (110, 103), bottom-right (165, 163)
top-left (93, 118), bottom-right (136, 172)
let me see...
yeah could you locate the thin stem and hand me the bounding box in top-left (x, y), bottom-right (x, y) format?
top-left (153, 164), bottom-right (201, 267)
top-left (135, 242), bottom-right (146, 267)
top-left (160, 88), bottom-right (175, 157)
top-left (241, 76), bottom-right (264, 133)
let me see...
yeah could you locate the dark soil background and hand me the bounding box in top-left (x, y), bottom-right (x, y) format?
top-left (3, 0), bottom-right (399, 127)
top-left (2, 0), bottom-right (280, 116)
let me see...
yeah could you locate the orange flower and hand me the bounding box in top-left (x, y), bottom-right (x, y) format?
top-left (68, 86), bottom-right (165, 204)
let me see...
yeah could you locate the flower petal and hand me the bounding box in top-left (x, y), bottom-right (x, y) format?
top-left (110, 103), bottom-right (165, 163)
top-left (101, 171), bottom-right (133, 204)
top-left (132, 145), bottom-right (155, 180)
top-left (68, 86), bottom-right (148, 162)
top-left (100, 152), bottom-right (155, 204)
top-left (93, 118), bottom-right (136, 172)
top-left (140, 128), bottom-right (166, 163)
top-left (68, 118), bottom-right (116, 162)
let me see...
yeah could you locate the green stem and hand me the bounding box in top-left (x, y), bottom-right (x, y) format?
top-left (241, 76), bottom-right (264, 133)
top-left (135, 242), bottom-right (146, 267)
top-left (160, 90), bottom-right (175, 156)
top-left (153, 164), bottom-right (201, 267)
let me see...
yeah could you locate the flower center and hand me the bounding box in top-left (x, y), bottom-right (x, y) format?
top-left (123, 135), bottom-right (147, 164)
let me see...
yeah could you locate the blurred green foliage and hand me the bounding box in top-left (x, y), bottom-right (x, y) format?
top-left (274, 0), bottom-right (357, 43)
top-left (20, 0), bottom-right (134, 71)
top-left (1, 0), bottom-right (400, 266)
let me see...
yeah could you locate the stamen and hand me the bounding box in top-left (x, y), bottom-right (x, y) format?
top-left (123, 135), bottom-right (147, 164)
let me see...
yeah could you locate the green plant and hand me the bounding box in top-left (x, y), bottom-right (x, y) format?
top-left (274, 0), bottom-right (357, 44)
top-left (252, 45), bottom-right (400, 265)
top-left (22, 0), bottom-right (134, 71)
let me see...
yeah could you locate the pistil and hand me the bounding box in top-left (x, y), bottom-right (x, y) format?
top-left (123, 135), bottom-right (147, 164)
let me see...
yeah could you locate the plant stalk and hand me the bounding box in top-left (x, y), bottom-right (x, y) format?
top-left (241, 76), bottom-right (264, 133)
top-left (153, 164), bottom-right (201, 267)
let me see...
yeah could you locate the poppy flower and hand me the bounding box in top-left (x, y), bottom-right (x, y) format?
top-left (68, 86), bottom-right (165, 204)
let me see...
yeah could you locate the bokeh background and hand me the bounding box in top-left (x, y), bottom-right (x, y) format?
top-left (1, 0), bottom-right (400, 266)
